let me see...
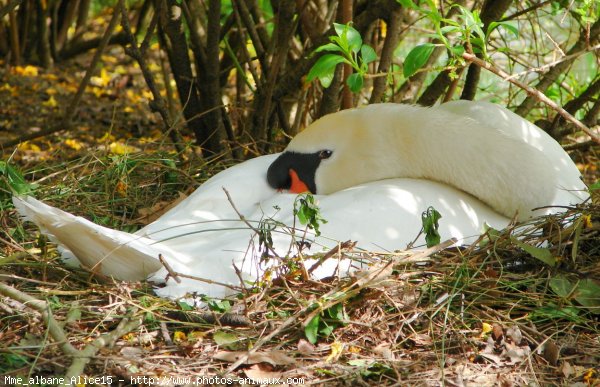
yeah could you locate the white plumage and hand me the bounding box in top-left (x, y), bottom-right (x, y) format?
top-left (13, 101), bottom-right (588, 299)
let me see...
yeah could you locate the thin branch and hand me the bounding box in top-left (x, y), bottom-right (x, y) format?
top-left (222, 187), bottom-right (280, 259)
top-left (0, 0), bottom-right (23, 19)
top-left (370, 6), bottom-right (403, 103)
top-left (307, 240), bottom-right (356, 275)
top-left (462, 52), bottom-right (600, 144)
top-left (0, 282), bottom-right (78, 356)
top-left (340, 0), bottom-right (353, 109)
top-left (64, 7), bottom-right (121, 125)
top-left (515, 18), bottom-right (600, 116)
top-left (224, 237), bottom-right (455, 374)
top-left (118, 0), bottom-right (184, 153)
top-left (61, 316), bottom-right (141, 385)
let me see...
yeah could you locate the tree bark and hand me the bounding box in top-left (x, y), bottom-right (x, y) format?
top-left (460, 0), bottom-right (513, 101)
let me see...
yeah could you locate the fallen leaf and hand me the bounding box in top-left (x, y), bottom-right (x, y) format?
top-left (373, 342), bottom-right (394, 360)
top-left (543, 339), bottom-right (559, 366)
top-left (212, 331), bottom-right (240, 349)
top-left (213, 350), bottom-right (295, 366)
top-left (506, 325), bottom-right (522, 344)
top-left (326, 341), bottom-right (344, 363)
top-left (64, 138), bottom-right (84, 150)
top-left (297, 339), bottom-right (315, 355)
top-left (409, 333), bottom-right (432, 346)
top-left (109, 141), bottom-right (140, 155)
top-left (13, 65), bottom-right (39, 76)
top-left (492, 323), bottom-right (504, 341)
top-left (42, 95), bottom-right (58, 108)
top-left (560, 360), bottom-right (574, 378)
top-left (173, 331), bottom-right (187, 343)
top-left (244, 364), bottom-right (283, 381)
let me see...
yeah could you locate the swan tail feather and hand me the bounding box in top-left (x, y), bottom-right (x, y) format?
top-left (12, 196), bottom-right (163, 281)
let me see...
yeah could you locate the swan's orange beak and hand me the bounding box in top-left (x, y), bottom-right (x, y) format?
top-left (289, 169), bottom-right (310, 193)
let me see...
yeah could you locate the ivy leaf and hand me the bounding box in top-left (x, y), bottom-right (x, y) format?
top-left (346, 73), bottom-right (364, 93)
top-left (403, 43), bottom-right (435, 78)
top-left (305, 315), bottom-right (320, 344)
top-left (306, 54), bottom-right (347, 88)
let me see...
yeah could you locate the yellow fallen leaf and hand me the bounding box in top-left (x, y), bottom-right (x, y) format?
top-left (42, 73), bottom-right (58, 81)
top-left (188, 331), bottom-right (206, 342)
top-left (18, 141), bottom-right (41, 152)
top-left (101, 54), bottom-right (118, 64)
top-left (173, 331), bottom-right (187, 343)
top-left (90, 68), bottom-right (112, 87)
top-left (42, 96), bottom-right (58, 108)
top-left (99, 132), bottom-right (116, 143)
top-left (0, 83), bottom-right (17, 95)
top-left (45, 87), bottom-right (57, 95)
top-left (87, 86), bottom-right (105, 98)
top-left (481, 322), bottom-right (493, 335)
top-left (115, 181), bottom-right (127, 197)
top-left (109, 141), bottom-right (139, 155)
top-left (326, 341), bottom-right (344, 363)
top-left (583, 215), bottom-right (593, 229)
top-left (64, 138), bottom-right (84, 150)
top-left (123, 106), bottom-right (134, 113)
top-left (13, 65), bottom-right (39, 76)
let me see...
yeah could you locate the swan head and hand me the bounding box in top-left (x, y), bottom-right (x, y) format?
top-left (267, 106), bottom-right (405, 194)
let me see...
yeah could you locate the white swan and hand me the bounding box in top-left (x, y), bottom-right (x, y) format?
top-left (13, 101), bottom-right (588, 299)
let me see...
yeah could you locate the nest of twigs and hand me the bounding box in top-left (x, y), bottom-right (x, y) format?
top-left (0, 201), bottom-right (599, 386)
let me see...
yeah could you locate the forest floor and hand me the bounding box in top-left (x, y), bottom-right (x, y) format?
top-left (1, 56), bottom-right (600, 386)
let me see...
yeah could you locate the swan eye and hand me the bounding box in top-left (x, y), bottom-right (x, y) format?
top-left (319, 150), bottom-right (333, 159)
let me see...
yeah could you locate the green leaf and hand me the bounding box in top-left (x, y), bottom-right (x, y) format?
top-left (326, 303), bottom-right (345, 321)
top-left (440, 25), bottom-right (461, 35)
top-left (589, 181), bottom-right (600, 191)
top-left (512, 239), bottom-right (556, 267)
top-left (574, 279), bottom-right (600, 314)
top-left (487, 21), bottom-right (519, 38)
top-left (450, 45), bottom-right (465, 56)
top-left (421, 206), bottom-right (442, 248)
top-left (294, 193), bottom-right (327, 236)
top-left (177, 300), bottom-right (194, 311)
top-left (0, 161), bottom-right (34, 195)
top-left (213, 331), bottom-right (241, 349)
top-left (305, 315), bottom-right (320, 344)
top-left (396, 0), bottom-right (419, 10)
top-left (531, 304), bottom-right (582, 322)
top-left (403, 43), bottom-right (435, 78)
top-left (306, 54), bottom-right (347, 88)
top-left (207, 299), bottom-right (231, 313)
top-left (319, 323), bottom-right (334, 337)
top-left (470, 37), bottom-right (486, 52)
top-left (360, 44), bottom-right (377, 65)
top-left (549, 275), bottom-right (575, 298)
top-left (334, 23), bottom-right (362, 53)
top-left (346, 73), bottom-right (364, 93)
top-left (315, 42), bottom-right (345, 53)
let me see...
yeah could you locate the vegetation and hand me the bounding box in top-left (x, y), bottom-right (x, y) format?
top-left (0, 0), bottom-right (599, 385)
